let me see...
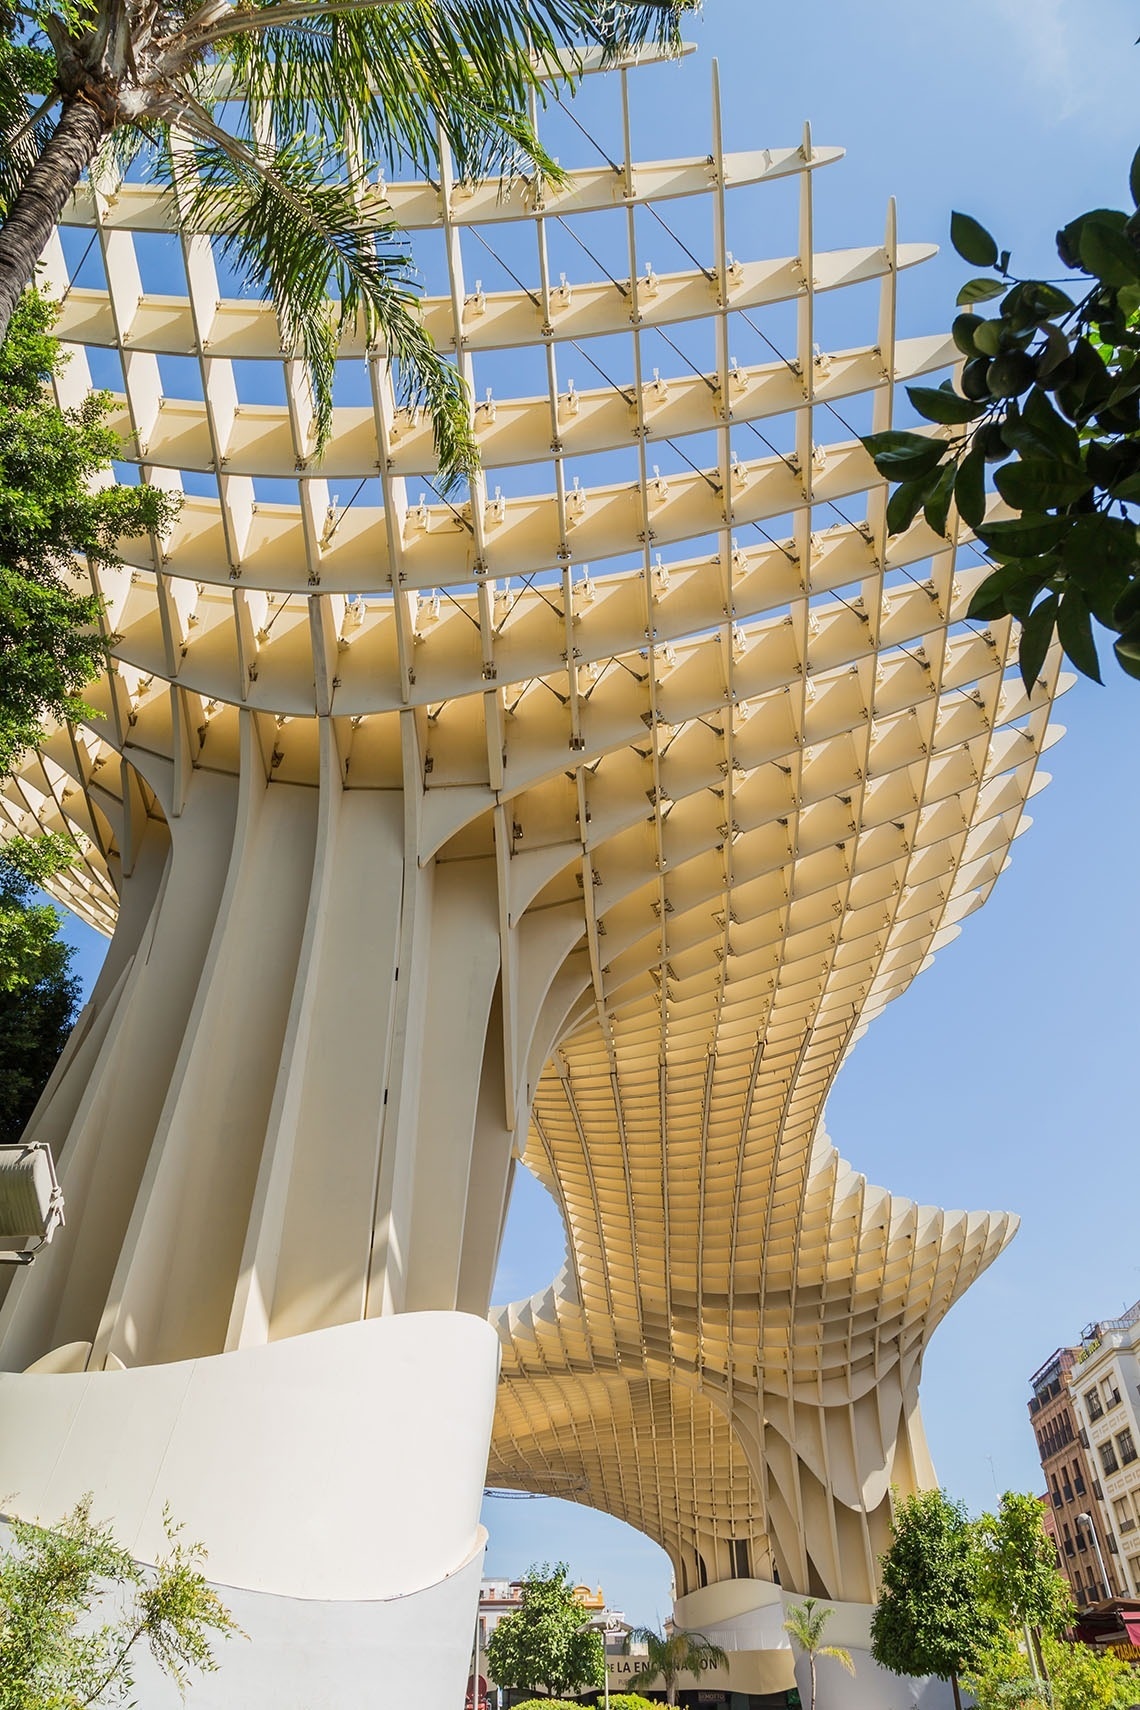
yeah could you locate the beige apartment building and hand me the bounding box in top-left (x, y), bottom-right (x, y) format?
top-left (1028, 1348), bottom-right (1122, 1604)
top-left (1068, 1303), bottom-right (1140, 1597)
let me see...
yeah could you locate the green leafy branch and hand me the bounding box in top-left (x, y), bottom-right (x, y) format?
top-left (861, 148), bottom-right (1140, 690)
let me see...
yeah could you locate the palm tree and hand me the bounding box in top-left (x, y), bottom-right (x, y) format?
top-left (628, 1626), bottom-right (729, 1707)
top-left (783, 1598), bottom-right (855, 1710)
top-left (0, 0), bottom-right (693, 480)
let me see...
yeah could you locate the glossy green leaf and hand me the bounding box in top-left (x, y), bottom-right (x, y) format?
top-left (966, 559), bottom-right (1049, 623)
top-left (923, 461), bottom-right (956, 539)
top-left (954, 446), bottom-right (986, 531)
top-left (1018, 593), bottom-right (1059, 691)
top-left (863, 431), bottom-right (948, 481)
top-left (1024, 282), bottom-right (1076, 321)
top-left (951, 212), bottom-right (999, 269)
top-left (972, 320), bottom-right (1003, 358)
top-left (993, 458), bottom-right (1093, 512)
top-left (1078, 217), bottom-right (1140, 288)
top-left (905, 383), bottom-right (985, 426)
top-left (862, 430), bottom-right (937, 459)
top-left (1057, 516), bottom-right (1140, 594)
top-left (1022, 387), bottom-right (1082, 463)
top-left (956, 278), bottom-right (1006, 306)
top-left (1036, 323), bottom-right (1073, 381)
top-left (977, 515), bottom-right (1072, 558)
top-left (1056, 586), bottom-right (1103, 682)
top-left (1057, 209), bottom-right (1130, 272)
top-left (886, 475), bottom-right (932, 536)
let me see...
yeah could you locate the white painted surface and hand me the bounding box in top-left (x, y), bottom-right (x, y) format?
top-left (0, 1519), bottom-right (487, 1710)
top-left (0, 1312), bottom-right (499, 1602)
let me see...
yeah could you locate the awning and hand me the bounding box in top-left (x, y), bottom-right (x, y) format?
top-left (1120, 1612), bottom-right (1140, 1645)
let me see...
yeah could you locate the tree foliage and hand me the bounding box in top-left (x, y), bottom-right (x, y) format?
top-left (0, 1495), bottom-right (238, 1708)
top-left (0, 834), bottom-right (79, 1140)
top-left (484, 1563), bottom-right (604, 1700)
top-left (862, 145), bottom-right (1140, 691)
top-left (0, 0), bottom-right (696, 481)
top-left (0, 288), bottom-right (175, 780)
top-left (977, 1492), bottom-right (1074, 1642)
top-left (628, 1626), bottom-right (729, 1707)
top-left (965, 1632), bottom-right (1140, 1710)
top-left (782, 1598), bottom-right (855, 1710)
top-left (871, 1489), bottom-right (1000, 1708)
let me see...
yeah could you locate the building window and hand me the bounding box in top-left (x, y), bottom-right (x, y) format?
top-left (730, 1538), bottom-right (751, 1579)
top-left (1105, 1379), bottom-right (1123, 1410)
top-left (1101, 1441), bottom-right (1120, 1476)
top-left (1118, 1428), bottom-right (1137, 1466)
top-left (1087, 1389), bottom-right (1105, 1420)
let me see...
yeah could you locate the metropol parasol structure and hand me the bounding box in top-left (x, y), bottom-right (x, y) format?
top-left (0, 33), bottom-right (1063, 1710)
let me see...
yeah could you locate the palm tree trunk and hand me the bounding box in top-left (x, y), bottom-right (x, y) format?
top-left (0, 93), bottom-right (108, 343)
top-left (808, 1655), bottom-right (816, 1710)
top-left (950, 1671), bottom-right (962, 1710)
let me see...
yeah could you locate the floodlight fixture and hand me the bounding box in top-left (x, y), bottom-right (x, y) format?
top-left (0, 1143), bottom-right (64, 1264)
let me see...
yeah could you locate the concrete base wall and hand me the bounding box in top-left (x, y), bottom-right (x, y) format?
top-left (0, 1313), bottom-right (500, 1707)
top-left (674, 1578), bottom-right (960, 1710)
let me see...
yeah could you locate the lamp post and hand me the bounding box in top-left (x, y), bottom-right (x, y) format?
top-left (1077, 1512), bottom-right (1112, 1600)
top-left (578, 1613), bottom-right (625, 1710)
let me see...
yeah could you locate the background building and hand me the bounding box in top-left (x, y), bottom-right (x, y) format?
top-left (1069, 1303), bottom-right (1140, 1597)
top-left (1028, 1347), bottom-right (1121, 1603)
top-left (1029, 1300), bottom-right (1140, 1603)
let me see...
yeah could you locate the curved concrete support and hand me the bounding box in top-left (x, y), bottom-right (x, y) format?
top-left (673, 1583), bottom-right (957, 1710)
top-left (0, 1315), bottom-right (499, 1705)
top-left (0, 1314), bottom-right (499, 1599)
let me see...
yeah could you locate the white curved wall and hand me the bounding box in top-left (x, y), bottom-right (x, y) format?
top-left (674, 1581), bottom-right (961, 1710)
top-left (0, 1519), bottom-right (489, 1710)
top-left (0, 1313), bottom-right (499, 1602)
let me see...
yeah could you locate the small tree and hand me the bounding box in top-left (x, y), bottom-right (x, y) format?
top-left (0, 1495), bottom-right (238, 1708)
top-left (0, 835), bottom-right (80, 1141)
top-left (977, 1492), bottom-right (1074, 1682)
top-left (783, 1598), bottom-right (855, 1710)
top-left (628, 1628), bottom-right (729, 1707)
top-left (871, 1489), bottom-right (1000, 1710)
top-left (484, 1563), bottom-right (604, 1700)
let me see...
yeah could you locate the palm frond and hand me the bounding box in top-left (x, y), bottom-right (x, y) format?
top-left (819, 1645), bottom-right (856, 1677)
top-left (216, 2), bottom-right (569, 186)
top-left (169, 112), bottom-right (476, 482)
top-left (184, 0), bottom-right (695, 181)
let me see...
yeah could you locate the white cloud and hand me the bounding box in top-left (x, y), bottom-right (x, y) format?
top-left (985, 0), bottom-right (1136, 130)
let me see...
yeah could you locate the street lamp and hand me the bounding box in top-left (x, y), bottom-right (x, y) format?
top-left (1076, 1513), bottom-right (1112, 1600)
top-left (578, 1613), bottom-right (625, 1710)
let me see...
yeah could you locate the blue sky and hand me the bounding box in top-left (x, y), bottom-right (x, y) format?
top-left (54, 0), bottom-right (1140, 1626)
